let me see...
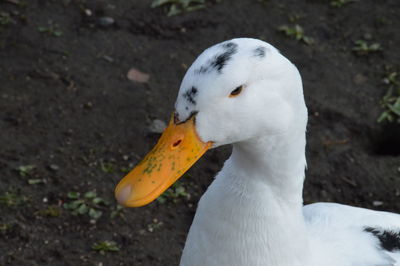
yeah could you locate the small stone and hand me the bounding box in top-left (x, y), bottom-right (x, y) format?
top-left (84, 9), bottom-right (92, 16)
top-left (127, 68), bottom-right (150, 83)
top-left (148, 119), bottom-right (166, 134)
top-left (363, 33), bottom-right (372, 40)
top-left (49, 164), bottom-right (59, 171)
top-left (97, 17), bottom-right (114, 27)
top-left (43, 197), bottom-right (48, 203)
top-left (353, 74), bottom-right (367, 85)
top-left (102, 55), bottom-right (114, 63)
top-left (372, 200), bottom-right (383, 207)
top-left (382, 78), bottom-right (390, 85)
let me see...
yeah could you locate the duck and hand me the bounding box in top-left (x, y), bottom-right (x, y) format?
top-left (114, 38), bottom-right (400, 266)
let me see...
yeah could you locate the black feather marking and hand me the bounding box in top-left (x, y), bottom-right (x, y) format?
top-left (183, 86), bottom-right (198, 105)
top-left (176, 110), bottom-right (198, 125)
top-left (221, 42), bottom-right (236, 49)
top-left (210, 42), bottom-right (238, 73)
top-left (253, 46), bottom-right (266, 58)
top-left (364, 227), bottom-right (400, 252)
top-left (194, 42), bottom-right (238, 74)
top-left (195, 66), bottom-right (209, 74)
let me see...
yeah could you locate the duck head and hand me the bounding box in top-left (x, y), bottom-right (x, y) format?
top-left (115, 38), bottom-right (307, 207)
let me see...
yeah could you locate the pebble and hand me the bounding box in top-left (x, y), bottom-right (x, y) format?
top-left (84, 8), bottom-right (92, 16)
top-left (372, 200), bottom-right (383, 207)
top-left (49, 164), bottom-right (59, 171)
top-left (353, 73), bottom-right (367, 85)
top-left (97, 17), bottom-right (114, 27)
top-left (102, 55), bottom-right (114, 63)
top-left (148, 119), bottom-right (166, 134)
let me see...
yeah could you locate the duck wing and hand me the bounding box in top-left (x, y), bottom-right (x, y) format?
top-left (303, 202), bottom-right (400, 266)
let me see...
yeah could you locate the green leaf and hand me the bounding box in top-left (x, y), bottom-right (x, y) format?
top-left (388, 103), bottom-right (400, 116)
top-left (89, 208), bottom-right (102, 219)
top-left (84, 191), bottom-right (97, 199)
top-left (18, 165), bottom-right (36, 176)
top-left (110, 205), bottom-right (124, 218)
top-left (37, 26), bottom-right (48, 32)
top-left (377, 111), bottom-right (390, 123)
top-left (175, 186), bottom-right (185, 195)
top-left (64, 199), bottom-right (84, 209)
top-left (36, 206), bottom-right (61, 217)
top-left (67, 192), bottom-right (80, 199)
top-left (278, 25), bottom-right (289, 33)
top-left (186, 4), bottom-right (205, 11)
top-left (92, 197), bottom-right (103, 204)
top-left (92, 241), bottom-right (119, 252)
top-left (53, 30), bottom-right (63, 37)
top-left (157, 195), bottom-right (166, 204)
top-left (77, 203), bottom-right (89, 214)
top-left (302, 36), bottom-right (314, 45)
top-left (168, 4), bottom-right (182, 16)
top-left (151, 0), bottom-right (177, 8)
top-left (382, 86), bottom-right (394, 102)
top-left (393, 97), bottom-right (400, 109)
top-left (369, 43), bottom-right (381, 51)
top-left (27, 179), bottom-right (44, 185)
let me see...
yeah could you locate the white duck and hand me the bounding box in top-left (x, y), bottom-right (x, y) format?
top-left (115, 38), bottom-right (400, 266)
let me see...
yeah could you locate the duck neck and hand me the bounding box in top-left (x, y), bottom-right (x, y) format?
top-left (222, 127), bottom-right (310, 264)
top-left (230, 126), bottom-right (307, 204)
top-left (181, 125), bottom-right (311, 265)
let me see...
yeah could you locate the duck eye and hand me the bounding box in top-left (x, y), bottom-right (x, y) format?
top-left (229, 85), bottom-right (243, 97)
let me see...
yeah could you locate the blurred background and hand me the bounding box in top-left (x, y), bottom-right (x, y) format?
top-left (0, 0), bottom-right (399, 265)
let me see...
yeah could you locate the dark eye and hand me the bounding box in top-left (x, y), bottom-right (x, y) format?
top-left (229, 85), bottom-right (243, 97)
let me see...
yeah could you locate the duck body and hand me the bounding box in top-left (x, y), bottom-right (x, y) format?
top-left (115, 38), bottom-right (400, 266)
top-left (182, 182), bottom-right (400, 266)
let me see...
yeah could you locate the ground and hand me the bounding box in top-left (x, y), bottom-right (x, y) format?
top-left (0, 0), bottom-right (400, 265)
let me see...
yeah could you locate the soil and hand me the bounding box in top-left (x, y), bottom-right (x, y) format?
top-left (1, 0), bottom-right (399, 265)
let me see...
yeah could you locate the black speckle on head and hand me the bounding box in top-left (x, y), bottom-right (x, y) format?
top-left (194, 42), bottom-right (238, 74)
top-left (364, 227), bottom-right (400, 252)
top-left (222, 42), bottom-right (236, 49)
top-left (210, 42), bottom-right (238, 73)
top-left (183, 86), bottom-right (198, 105)
top-left (253, 46), bottom-right (266, 58)
top-left (195, 66), bottom-right (209, 74)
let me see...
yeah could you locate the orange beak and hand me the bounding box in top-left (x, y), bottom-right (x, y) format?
top-left (115, 114), bottom-right (212, 207)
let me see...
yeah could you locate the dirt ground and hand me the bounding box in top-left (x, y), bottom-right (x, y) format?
top-left (0, 0), bottom-right (399, 265)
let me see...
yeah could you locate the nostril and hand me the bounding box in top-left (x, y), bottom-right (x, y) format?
top-left (172, 139), bottom-right (182, 148)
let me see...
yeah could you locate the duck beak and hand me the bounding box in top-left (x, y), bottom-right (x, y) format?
top-left (115, 114), bottom-right (212, 207)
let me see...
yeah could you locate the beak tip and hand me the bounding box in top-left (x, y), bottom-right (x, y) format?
top-left (115, 184), bottom-right (132, 206)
